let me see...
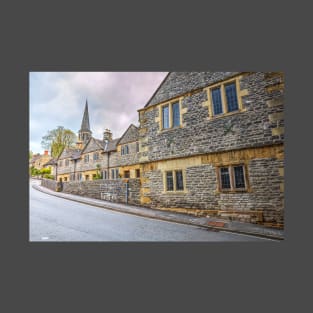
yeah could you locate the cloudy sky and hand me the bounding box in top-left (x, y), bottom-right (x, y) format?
top-left (29, 72), bottom-right (168, 154)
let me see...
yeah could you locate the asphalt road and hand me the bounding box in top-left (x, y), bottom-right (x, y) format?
top-left (29, 181), bottom-right (270, 242)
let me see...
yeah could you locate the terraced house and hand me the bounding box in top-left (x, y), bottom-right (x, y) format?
top-left (53, 72), bottom-right (284, 226)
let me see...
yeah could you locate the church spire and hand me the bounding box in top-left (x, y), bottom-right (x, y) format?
top-left (80, 99), bottom-right (91, 131)
top-left (78, 99), bottom-right (92, 146)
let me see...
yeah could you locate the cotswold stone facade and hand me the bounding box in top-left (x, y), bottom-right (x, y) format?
top-left (49, 72), bottom-right (284, 227)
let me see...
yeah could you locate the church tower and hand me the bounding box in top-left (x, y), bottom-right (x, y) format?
top-left (77, 99), bottom-right (92, 148)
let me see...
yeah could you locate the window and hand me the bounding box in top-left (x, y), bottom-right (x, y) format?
top-left (92, 174), bottom-right (96, 180)
top-left (218, 165), bottom-right (247, 191)
top-left (225, 82), bottom-right (239, 112)
top-left (70, 174), bottom-right (75, 181)
top-left (175, 170), bottom-right (184, 191)
top-left (165, 170), bottom-right (185, 192)
top-left (211, 87), bottom-right (223, 115)
top-left (136, 142), bottom-right (139, 153)
top-left (124, 170), bottom-right (130, 178)
top-left (65, 159), bottom-right (69, 166)
top-left (64, 177), bottom-right (68, 182)
top-left (84, 155), bottom-right (89, 163)
top-left (115, 169), bottom-right (119, 179)
top-left (59, 160), bottom-right (63, 167)
top-left (135, 169), bottom-right (140, 178)
top-left (172, 102), bottom-right (180, 127)
top-left (111, 169), bottom-right (115, 179)
top-left (93, 152), bottom-right (99, 160)
top-left (77, 173), bottom-right (82, 181)
top-left (85, 175), bottom-right (89, 181)
top-left (166, 171), bottom-right (174, 191)
top-left (162, 105), bottom-right (170, 129)
top-left (160, 100), bottom-right (182, 130)
top-left (206, 77), bottom-right (244, 118)
top-left (103, 170), bottom-right (107, 179)
top-left (121, 145), bottom-right (129, 155)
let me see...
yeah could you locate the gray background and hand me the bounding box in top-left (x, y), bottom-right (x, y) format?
top-left (1, 0), bottom-right (310, 312)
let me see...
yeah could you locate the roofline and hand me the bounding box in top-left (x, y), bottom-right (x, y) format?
top-left (116, 124), bottom-right (138, 146)
top-left (138, 72), bottom-right (247, 112)
top-left (143, 72), bottom-right (171, 108)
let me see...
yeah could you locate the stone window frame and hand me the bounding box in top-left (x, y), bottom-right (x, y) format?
top-left (84, 154), bottom-right (89, 163)
top-left (158, 97), bottom-right (184, 131)
top-left (216, 163), bottom-right (250, 193)
top-left (93, 152), bottom-right (99, 161)
top-left (135, 168), bottom-right (140, 178)
top-left (163, 169), bottom-right (187, 193)
top-left (65, 159), bottom-right (69, 166)
top-left (203, 75), bottom-right (248, 120)
top-left (121, 144), bottom-right (130, 155)
top-left (124, 170), bottom-right (130, 178)
top-left (59, 160), bottom-right (63, 167)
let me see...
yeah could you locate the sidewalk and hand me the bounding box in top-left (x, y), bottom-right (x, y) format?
top-left (32, 183), bottom-right (284, 240)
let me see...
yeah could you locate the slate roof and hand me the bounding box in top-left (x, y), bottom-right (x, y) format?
top-left (104, 138), bottom-right (120, 152)
top-left (58, 148), bottom-right (82, 160)
top-left (117, 124), bottom-right (139, 145)
top-left (43, 158), bottom-right (57, 166)
top-left (144, 72), bottom-right (240, 108)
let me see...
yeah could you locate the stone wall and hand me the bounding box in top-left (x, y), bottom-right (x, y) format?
top-left (41, 178), bottom-right (57, 191)
top-left (142, 155), bottom-right (284, 224)
top-left (146, 72), bottom-right (240, 107)
top-left (61, 178), bottom-right (141, 205)
top-left (140, 72), bottom-right (284, 163)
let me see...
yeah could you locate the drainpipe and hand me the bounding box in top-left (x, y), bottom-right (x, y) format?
top-left (107, 151), bottom-right (110, 179)
top-left (125, 181), bottom-right (129, 204)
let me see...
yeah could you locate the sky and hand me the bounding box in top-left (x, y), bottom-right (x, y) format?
top-left (29, 72), bottom-right (168, 154)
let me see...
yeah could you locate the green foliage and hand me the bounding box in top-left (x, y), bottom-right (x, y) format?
top-left (43, 174), bottom-right (55, 179)
top-left (41, 126), bottom-right (77, 158)
top-left (93, 164), bottom-right (103, 180)
top-left (30, 166), bottom-right (52, 177)
top-left (40, 167), bottom-right (51, 175)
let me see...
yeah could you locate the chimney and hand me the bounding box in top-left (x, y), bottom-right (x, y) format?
top-left (44, 150), bottom-right (49, 156)
top-left (103, 128), bottom-right (113, 141)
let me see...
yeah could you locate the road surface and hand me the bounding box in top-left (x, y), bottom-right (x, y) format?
top-left (29, 181), bottom-right (271, 242)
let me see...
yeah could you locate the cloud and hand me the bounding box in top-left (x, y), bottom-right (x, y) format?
top-left (29, 72), bottom-right (168, 153)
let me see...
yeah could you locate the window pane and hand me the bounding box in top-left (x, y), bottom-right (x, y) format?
top-left (111, 169), bottom-right (114, 179)
top-left (234, 165), bottom-right (245, 188)
top-left (166, 171), bottom-right (174, 191)
top-left (211, 87), bottom-right (223, 115)
top-left (225, 83), bottom-right (239, 112)
top-left (220, 167), bottom-right (231, 189)
top-left (176, 170), bottom-right (184, 190)
top-left (162, 105), bottom-right (169, 129)
top-left (115, 169), bottom-right (119, 179)
top-left (172, 102), bottom-right (180, 127)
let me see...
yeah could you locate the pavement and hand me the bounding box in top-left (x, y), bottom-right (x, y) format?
top-left (32, 182), bottom-right (284, 240)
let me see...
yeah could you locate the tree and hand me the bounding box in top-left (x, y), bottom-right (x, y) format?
top-left (41, 126), bottom-right (77, 158)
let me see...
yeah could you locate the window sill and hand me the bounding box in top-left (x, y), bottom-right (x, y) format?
top-left (208, 108), bottom-right (247, 121)
top-left (215, 188), bottom-right (251, 194)
top-left (162, 190), bottom-right (187, 195)
top-left (158, 125), bottom-right (183, 134)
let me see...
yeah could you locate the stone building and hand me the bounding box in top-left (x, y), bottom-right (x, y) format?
top-left (137, 72), bottom-right (284, 225)
top-left (29, 150), bottom-right (52, 170)
top-left (53, 72), bottom-right (284, 226)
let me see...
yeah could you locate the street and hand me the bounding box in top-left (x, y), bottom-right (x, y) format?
top-left (29, 181), bottom-right (271, 242)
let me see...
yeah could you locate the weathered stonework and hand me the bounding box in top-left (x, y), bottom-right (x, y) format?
top-left (53, 72), bottom-right (284, 227)
top-left (59, 178), bottom-right (141, 205)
